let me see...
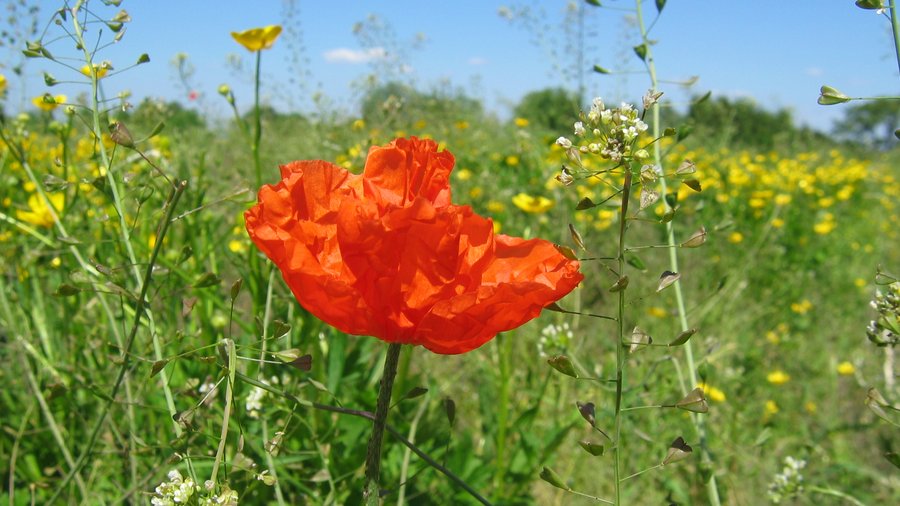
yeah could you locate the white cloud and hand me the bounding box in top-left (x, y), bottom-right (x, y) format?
top-left (468, 57), bottom-right (488, 66)
top-left (804, 66), bottom-right (824, 77)
top-left (323, 47), bottom-right (387, 64)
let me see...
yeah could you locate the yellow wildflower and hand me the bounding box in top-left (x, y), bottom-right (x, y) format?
top-left (836, 361), bottom-right (855, 376)
top-left (80, 63), bottom-right (109, 79)
top-left (728, 231), bottom-right (744, 244)
top-left (351, 119), bottom-right (366, 131)
top-left (486, 200), bottom-right (506, 213)
top-left (804, 401), bottom-right (817, 414)
top-left (455, 120), bottom-right (469, 130)
top-left (771, 217), bottom-right (784, 228)
top-left (413, 120), bottom-right (427, 130)
top-left (231, 25), bottom-right (282, 51)
top-left (492, 221), bottom-right (501, 233)
top-left (854, 278), bottom-right (866, 288)
top-left (505, 155), bottom-right (520, 166)
top-left (17, 193), bottom-right (64, 228)
top-left (32, 94), bottom-right (67, 112)
top-left (765, 400), bottom-right (779, 415)
top-left (697, 382), bottom-right (726, 402)
top-left (765, 330), bottom-right (781, 345)
top-left (0, 73), bottom-right (6, 94)
top-left (512, 193), bottom-right (554, 213)
top-left (774, 194), bottom-right (792, 206)
top-left (455, 168), bottom-right (473, 181)
top-left (229, 240), bottom-right (248, 254)
top-left (50, 257), bottom-right (62, 268)
top-left (767, 370), bottom-right (790, 385)
top-left (790, 299), bottom-right (812, 314)
top-left (647, 306), bottom-right (668, 318)
top-left (469, 187), bottom-right (483, 199)
top-left (514, 117), bottom-right (529, 128)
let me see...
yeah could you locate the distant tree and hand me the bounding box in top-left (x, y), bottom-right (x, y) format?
top-left (832, 100), bottom-right (900, 149)
top-left (360, 81), bottom-right (484, 129)
top-left (513, 87), bottom-right (580, 132)
top-left (685, 95), bottom-right (832, 151)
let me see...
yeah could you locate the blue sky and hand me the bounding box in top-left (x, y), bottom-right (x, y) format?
top-left (3, 1), bottom-right (898, 132)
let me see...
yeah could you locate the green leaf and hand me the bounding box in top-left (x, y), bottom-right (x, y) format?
top-left (54, 284), bottom-right (80, 296)
top-left (886, 452), bottom-right (900, 469)
top-left (576, 197), bottom-right (597, 210)
top-left (43, 72), bottom-right (57, 86)
top-left (626, 253), bottom-right (646, 271)
top-left (539, 466), bottom-right (570, 490)
top-left (818, 85), bottom-right (851, 105)
top-left (585, 0), bottom-right (602, 7)
top-left (230, 278), bottom-right (243, 301)
top-left (150, 360), bottom-right (168, 377)
top-left (402, 386), bottom-right (429, 401)
top-left (579, 440), bottom-right (605, 456)
top-left (855, 0), bottom-right (884, 10)
top-left (547, 355), bottom-right (578, 378)
top-left (444, 397), bottom-right (456, 426)
top-left (592, 64), bottom-right (610, 74)
top-left (136, 53), bottom-right (150, 64)
top-left (192, 272), bottom-right (221, 288)
top-left (669, 328), bottom-right (698, 346)
top-left (633, 43), bottom-right (648, 62)
top-left (656, 0), bottom-right (666, 13)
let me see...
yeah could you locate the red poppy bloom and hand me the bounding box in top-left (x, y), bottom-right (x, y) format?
top-left (245, 137), bottom-right (583, 354)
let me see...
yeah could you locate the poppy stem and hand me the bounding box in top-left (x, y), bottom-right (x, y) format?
top-left (364, 342), bottom-right (403, 503)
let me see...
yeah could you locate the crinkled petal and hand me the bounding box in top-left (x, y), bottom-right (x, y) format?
top-left (363, 137), bottom-right (453, 209)
top-left (416, 235), bottom-right (583, 354)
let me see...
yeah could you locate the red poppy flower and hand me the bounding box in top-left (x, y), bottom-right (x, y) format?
top-left (245, 137), bottom-right (583, 354)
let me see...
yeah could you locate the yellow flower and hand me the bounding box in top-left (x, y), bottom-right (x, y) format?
top-left (16, 193), bottom-right (64, 228)
top-left (813, 219), bottom-right (836, 235)
top-left (771, 217), bottom-right (784, 228)
top-left (492, 221), bottom-right (502, 233)
top-left (351, 118), bottom-right (366, 131)
top-left (514, 117), bottom-right (529, 128)
top-left (804, 401), bottom-right (817, 414)
top-left (854, 278), bottom-right (866, 288)
top-left (790, 299), bottom-right (812, 314)
top-left (505, 155), bottom-right (520, 166)
top-left (486, 200), bottom-right (506, 213)
top-left (0, 73), bottom-right (7, 94)
top-left (765, 400), bottom-right (779, 415)
top-left (647, 306), bottom-right (668, 318)
top-left (229, 240), bottom-right (248, 254)
top-left (767, 370), bottom-right (790, 385)
top-left (455, 168), bottom-right (473, 181)
top-left (836, 361), bottom-right (855, 376)
top-left (32, 94), bottom-right (67, 112)
top-left (231, 25), bottom-right (282, 51)
top-left (697, 382), bottom-right (726, 402)
top-left (50, 257), bottom-right (62, 268)
top-left (765, 330), bottom-right (781, 345)
top-left (455, 120), bottom-right (469, 130)
top-left (512, 193), bottom-right (554, 213)
top-left (727, 231), bottom-right (744, 244)
top-left (81, 63), bottom-right (109, 79)
top-left (469, 187), bottom-right (483, 199)
top-left (774, 194), bottom-right (792, 206)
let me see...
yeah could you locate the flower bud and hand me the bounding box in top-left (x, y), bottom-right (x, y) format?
top-left (634, 148), bottom-right (650, 161)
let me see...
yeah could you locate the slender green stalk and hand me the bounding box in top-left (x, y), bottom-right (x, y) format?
top-left (47, 181), bottom-right (188, 504)
top-left (890, 1), bottom-right (900, 76)
top-left (397, 390), bottom-right (429, 506)
top-left (494, 334), bottom-right (512, 498)
top-left (236, 372), bottom-right (493, 506)
top-left (258, 268), bottom-right (286, 506)
top-left (633, 2), bottom-right (721, 504)
top-left (612, 169), bottom-right (632, 506)
top-left (364, 343), bottom-right (403, 504)
top-left (210, 338), bottom-right (237, 486)
top-left (7, 403), bottom-right (35, 506)
top-left (808, 486), bottom-right (867, 506)
top-left (253, 51), bottom-right (264, 189)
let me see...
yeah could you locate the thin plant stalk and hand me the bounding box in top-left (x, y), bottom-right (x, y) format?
top-left (612, 169), bottom-right (632, 505)
top-left (253, 51), bottom-right (264, 189)
top-left (259, 268), bottom-right (287, 506)
top-left (364, 343), bottom-right (403, 504)
top-left (210, 338), bottom-right (237, 486)
top-left (891, 1), bottom-right (900, 76)
top-left (47, 181), bottom-right (188, 503)
top-left (634, 1), bottom-right (721, 504)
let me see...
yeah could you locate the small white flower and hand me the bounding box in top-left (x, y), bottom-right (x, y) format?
top-left (573, 121), bottom-right (585, 136)
top-left (556, 136), bottom-right (573, 149)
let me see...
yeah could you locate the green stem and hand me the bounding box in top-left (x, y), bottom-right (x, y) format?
top-left (890, 1), bottom-right (900, 77)
top-left (633, 2), bottom-right (722, 505)
top-left (253, 51), bottom-right (263, 189)
top-left (494, 335), bottom-right (512, 498)
top-left (612, 169), bottom-right (632, 506)
top-left (808, 486), bottom-right (867, 506)
top-left (46, 181), bottom-right (188, 504)
top-left (364, 343), bottom-right (403, 504)
top-left (210, 338), bottom-right (237, 486)
top-left (235, 371), bottom-right (492, 506)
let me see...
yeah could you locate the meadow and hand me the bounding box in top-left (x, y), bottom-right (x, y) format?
top-left (1, 1), bottom-right (899, 505)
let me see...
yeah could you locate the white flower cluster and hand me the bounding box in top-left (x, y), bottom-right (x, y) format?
top-left (555, 97), bottom-right (649, 163)
top-left (537, 322), bottom-right (574, 357)
top-left (766, 456), bottom-right (807, 504)
top-left (867, 281), bottom-right (899, 346)
top-left (151, 470), bottom-right (197, 506)
top-left (151, 470), bottom-right (240, 506)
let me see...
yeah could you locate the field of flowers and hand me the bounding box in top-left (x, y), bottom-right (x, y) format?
top-left (1, 1), bottom-right (899, 506)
